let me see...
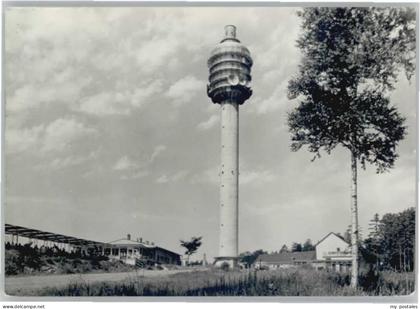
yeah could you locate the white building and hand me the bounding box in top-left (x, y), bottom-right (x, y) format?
top-left (102, 234), bottom-right (181, 266)
top-left (313, 232), bottom-right (352, 272)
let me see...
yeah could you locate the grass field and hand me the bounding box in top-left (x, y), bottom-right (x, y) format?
top-left (14, 267), bottom-right (414, 296)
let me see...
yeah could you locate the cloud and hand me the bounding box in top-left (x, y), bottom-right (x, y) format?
top-left (243, 203), bottom-right (283, 216)
top-left (113, 156), bottom-right (139, 171)
top-left (171, 170), bottom-right (189, 181)
top-left (120, 170), bottom-right (149, 180)
top-left (7, 118), bottom-right (97, 174)
top-left (6, 118), bottom-right (96, 155)
top-left (115, 145), bottom-right (167, 180)
top-left (131, 80), bottom-right (163, 107)
top-left (197, 114), bottom-right (220, 130)
top-left (35, 151), bottom-right (98, 171)
top-left (156, 174), bottom-right (169, 184)
top-left (240, 169), bottom-right (277, 185)
top-left (150, 145), bottom-right (166, 162)
top-left (76, 80), bottom-right (163, 116)
top-left (190, 166), bottom-right (219, 185)
top-left (156, 170), bottom-right (189, 184)
top-left (42, 118), bottom-right (96, 153)
top-left (253, 20), bottom-right (300, 71)
top-left (6, 125), bottom-right (44, 154)
top-left (6, 69), bottom-right (92, 114)
top-left (78, 92), bottom-right (131, 116)
top-left (165, 75), bottom-right (204, 106)
top-left (254, 80), bottom-right (289, 115)
top-left (136, 36), bottom-right (181, 73)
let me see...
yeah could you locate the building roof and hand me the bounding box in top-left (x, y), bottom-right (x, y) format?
top-left (6, 223), bottom-right (182, 257)
top-left (155, 246), bottom-right (181, 257)
top-left (107, 238), bottom-right (155, 248)
top-left (256, 251), bottom-right (316, 264)
top-left (314, 232), bottom-right (350, 247)
top-left (5, 224), bottom-right (105, 247)
top-left (106, 239), bottom-right (181, 257)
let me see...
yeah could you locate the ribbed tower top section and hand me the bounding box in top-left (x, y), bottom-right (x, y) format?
top-left (207, 25), bottom-right (253, 105)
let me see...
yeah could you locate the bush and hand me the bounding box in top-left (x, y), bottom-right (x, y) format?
top-left (5, 250), bottom-right (20, 275)
top-left (220, 262), bottom-right (230, 272)
top-left (46, 258), bottom-right (54, 265)
top-left (5, 244), bottom-right (116, 276)
top-left (59, 264), bottom-right (75, 274)
top-left (72, 258), bottom-right (82, 267)
top-left (359, 270), bottom-right (415, 295)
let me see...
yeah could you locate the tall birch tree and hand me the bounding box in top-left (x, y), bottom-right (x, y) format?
top-left (288, 7), bottom-right (415, 288)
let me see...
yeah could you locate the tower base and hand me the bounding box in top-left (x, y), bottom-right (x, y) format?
top-left (213, 256), bottom-right (239, 269)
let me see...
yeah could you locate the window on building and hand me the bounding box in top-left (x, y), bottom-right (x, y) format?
top-left (337, 248), bottom-right (340, 252)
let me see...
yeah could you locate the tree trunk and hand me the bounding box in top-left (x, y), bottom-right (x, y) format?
top-left (350, 151), bottom-right (359, 288)
top-left (399, 245), bottom-right (402, 271)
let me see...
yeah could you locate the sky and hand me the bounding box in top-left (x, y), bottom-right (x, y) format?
top-left (4, 6), bottom-right (417, 261)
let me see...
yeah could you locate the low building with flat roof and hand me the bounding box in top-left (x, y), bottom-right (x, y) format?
top-left (255, 251), bottom-right (316, 269)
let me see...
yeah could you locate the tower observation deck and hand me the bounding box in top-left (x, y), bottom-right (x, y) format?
top-left (207, 25), bottom-right (253, 269)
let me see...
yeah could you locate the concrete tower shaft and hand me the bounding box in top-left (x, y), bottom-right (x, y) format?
top-left (207, 25), bottom-right (253, 268)
top-left (219, 100), bottom-right (239, 259)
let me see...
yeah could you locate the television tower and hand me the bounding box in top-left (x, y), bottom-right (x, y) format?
top-left (207, 25), bottom-right (253, 268)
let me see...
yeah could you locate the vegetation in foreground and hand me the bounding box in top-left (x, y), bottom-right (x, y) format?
top-left (20, 268), bottom-right (414, 297)
top-left (5, 242), bottom-right (136, 276)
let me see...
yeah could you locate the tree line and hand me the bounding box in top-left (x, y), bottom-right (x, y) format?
top-left (362, 207), bottom-right (415, 272)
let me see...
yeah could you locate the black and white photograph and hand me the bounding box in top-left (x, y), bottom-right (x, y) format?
top-left (2, 3), bottom-right (417, 299)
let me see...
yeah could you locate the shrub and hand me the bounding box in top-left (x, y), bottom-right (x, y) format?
top-left (5, 244), bottom-right (115, 276)
top-left (46, 258), bottom-right (54, 265)
top-left (5, 250), bottom-right (20, 275)
top-left (220, 262), bottom-right (230, 272)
